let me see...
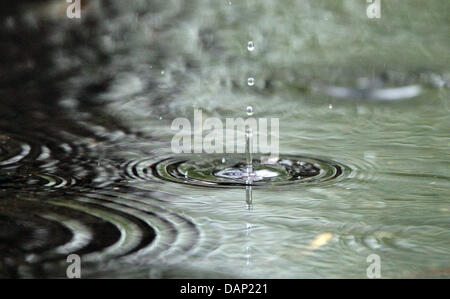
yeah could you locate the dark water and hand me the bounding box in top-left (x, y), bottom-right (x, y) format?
top-left (0, 0), bottom-right (449, 278)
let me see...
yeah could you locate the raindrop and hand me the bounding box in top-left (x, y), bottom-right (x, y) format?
top-left (247, 77), bottom-right (255, 86)
top-left (247, 41), bottom-right (255, 52)
top-left (161, 70), bottom-right (165, 75)
top-left (329, 104), bottom-right (333, 110)
top-left (246, 106), bottom-right (253, 116)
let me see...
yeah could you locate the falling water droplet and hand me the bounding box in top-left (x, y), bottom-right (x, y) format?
top-left (159, 116), bottom-right (163, 120)
top-left (247, 41), bottom-right (255, 52)
top-left (329, 104), bottom-right (333, 110)
top-left (222, 157), bottom-right (226, 164)
top-left (247, 77), bottom-right (255, 86)
top-left (246, 106), bottom-right (253, 116)
top-left (161, 70), bottom-right (165, 75)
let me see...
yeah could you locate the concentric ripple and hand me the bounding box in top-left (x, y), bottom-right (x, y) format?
top-left (125, 154), bottom-right (349, 188)
top-left (0, 173), bottom-right (77, 190)
top-left (0, 132), bottom-right (124, 190)
top-left (0, 134), bottom-right (33, 167)
top-left (0, 188), bottom-right (211, 278)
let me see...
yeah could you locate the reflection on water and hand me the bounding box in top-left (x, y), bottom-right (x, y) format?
top-left (0, 0), bottom-right (449, 278)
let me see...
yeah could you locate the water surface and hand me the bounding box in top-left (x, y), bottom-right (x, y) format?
top-left (0, 0), bottom-right (449, 278)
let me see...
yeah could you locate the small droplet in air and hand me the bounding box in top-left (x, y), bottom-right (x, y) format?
top-left (159, 116), bottom-right (163, 120)
top-left (161, 70), bottom-right (165, 75)
top-left (247, 41), bottom-right (255, 51)
top-left (221, 157), bottom-right (226, 164)
top-left (246, 106), bottom-right (253, 116)
top-left (328, 104), bottom-right (333, 110)
top-left (247, 77), bottom-right (255, 86)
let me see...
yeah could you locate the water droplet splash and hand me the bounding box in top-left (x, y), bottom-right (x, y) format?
top-left (144, 154), bottom-right (347, 188)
